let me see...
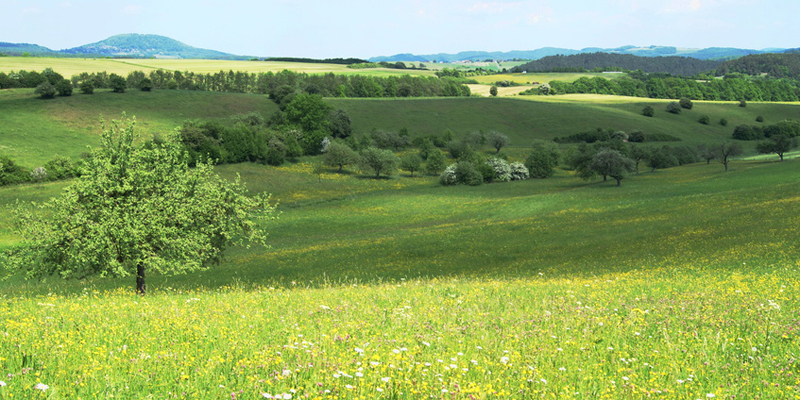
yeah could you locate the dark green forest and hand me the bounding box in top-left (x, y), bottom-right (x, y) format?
top-left (513, 53), bottom-right (722, 76)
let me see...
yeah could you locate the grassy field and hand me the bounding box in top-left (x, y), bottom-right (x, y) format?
top-left (0, 156), bottom-right (799, 399)
top-left (1, 87), bottom-right (800, 398)
top-left (0, 57), bottom-right (436, 78)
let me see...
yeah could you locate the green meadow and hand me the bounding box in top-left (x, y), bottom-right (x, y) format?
top-left (1, 86), bottom-right (799, 399)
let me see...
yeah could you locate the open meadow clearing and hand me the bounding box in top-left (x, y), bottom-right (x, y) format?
top-left (1, 87), bottom-right (800, 399)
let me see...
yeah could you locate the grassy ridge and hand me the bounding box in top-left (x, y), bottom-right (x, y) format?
top-left (3, 87), bottom-right (799, 168)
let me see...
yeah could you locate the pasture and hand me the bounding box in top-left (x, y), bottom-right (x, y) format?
top-left (1, 86), bottom-right (799, 399)
top-left (0, 57), bottom-right (436, 78)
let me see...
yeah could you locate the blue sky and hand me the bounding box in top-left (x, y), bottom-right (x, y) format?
top-left (1, 0), bottom-right (797, 58)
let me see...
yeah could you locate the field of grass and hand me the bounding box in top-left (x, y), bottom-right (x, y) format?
top-left (1, 86), bottom-right (800, 398)
top-left (0, 57), bottom-right (436, 78)
top-left (1, 156), bottom-right (799, 399)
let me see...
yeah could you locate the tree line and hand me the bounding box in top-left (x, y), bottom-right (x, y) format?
top-left (512, 53), bottom-right (722, 76)
top-left (0, 68), bottom-right (472, 98)
top-left (522, 74), bottom-right (800, 102)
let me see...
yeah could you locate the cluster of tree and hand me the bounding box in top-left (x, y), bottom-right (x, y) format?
top-left (180, 94), bottom-right (352, 166)
top-left (525, 74), bottom-right (800, 102)
top-left (54, 69), bottom-right (472, 99)
top-left (263, 57), bottom-right (368, 65)
top-left (715, 53), bottom-right (800, 78)
top-left (553, 128), bottom-right (681, 144)
top-left (731, 120), bottom-right (800, 140)
top-left (347, 62), bottom-right (423, 70)
top-left (0, 154), bottom-right (82, 186)
top-left (566, 141), bottom-right (721, 185)
top-left (512, 53), bottom-right (722, 76)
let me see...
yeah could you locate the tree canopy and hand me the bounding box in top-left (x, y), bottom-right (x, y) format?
top-left (3, 114), bottom-right (277, 294)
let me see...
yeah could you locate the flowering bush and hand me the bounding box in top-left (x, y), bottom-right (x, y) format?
top-left (485, 157), bottom-right (511, 182)
top-left (439, 164), bottom-right (458, 186)
top-left (509, 162), bottom-right (530, 180)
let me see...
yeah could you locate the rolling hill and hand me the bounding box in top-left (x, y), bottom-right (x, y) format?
top-left (0, 34), bottom-right (249, 60)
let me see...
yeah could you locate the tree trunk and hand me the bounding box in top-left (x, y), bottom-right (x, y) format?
top-left (136, 264), bottom-right (146, 295)
top-left (616, 178), bottom-right (621, 187)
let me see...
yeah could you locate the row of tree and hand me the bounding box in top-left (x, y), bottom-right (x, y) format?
top-left (512, 53), bottom-right (722, 76)
top-left (529, 75), bottom-right (800, 101)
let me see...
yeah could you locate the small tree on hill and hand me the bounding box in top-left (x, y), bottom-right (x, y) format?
top-left (80, 80), bottom-right (95, 94)
top-left (525, 142), bottom-right (560, 178)
top-left (588, 149), bottom-right (635, 186)
top-left (400, 153), bottom-right (423, 177)
top-left (139, 77), bottom-right (153, 91)
top-left (717, 141), bottom-right (742, 171)
top-left (359, 147), bottom-right (399, 178)
top-left (487, 131), bottom-right (510, 154)
top-left (3, 114), bottom-right (277, 295)
top-left (698, 114), bottom-right (710, 125)
top-left (424, 148), bottom-right (447, 175)
top-left (323, 140), bottom-right (359, 172)
top-left (489, 85), bottom-right (498, 97)
top-left (679, 98), bottom-right (693, 110)
top-left (757, 134), bottom-right (797, 161)
top-left (666, 102), bottom-right (682, 114)
top-left (642, 105), bottom-right (655, 117)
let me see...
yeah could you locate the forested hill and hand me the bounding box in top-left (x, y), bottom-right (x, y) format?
top-left (61, 34), bottom-right (245, 59)
top-left (715, 53), bottom-right (800, 78)
top-left (511, 53), bottom-right (722, 76)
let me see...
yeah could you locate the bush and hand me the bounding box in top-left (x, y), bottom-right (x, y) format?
top-left (732, 124), bottom-right (764, 140)
top-left (44, 155), bottom-right (78, 180)
top-left (525, 143), bottom-right (559, 178)
top-left (109, 74), bottom-right (126, 93)
top-left (55, 79), bottom-right (73, 96)
top-left (679, 98), bottom-right (693, 110)
top-left (666, 102), bottom-right (682, 114)
top-left (439, 164), bottom-right (458, 186)
top-left (756, 115), bottom-right (764, 123)
top-left (739, 100), bottom-right (747, 108)
top-left (0, 155), bottom-right (30, 185)
top-left (455, 161), bottom-right (483, 186)
top-left (509, 162), bottom-right (530, 180)
top-left (719, 118), bottom-right (728, 126)
top-left (425, 149), bottom-right (447, 175)
top-left (34, 82), bottom-right (56, 99)
top-left (485, 157), bottom-right (511, 182)
top-left (139, 78), bottom-right (153, 91)
top-left (642, 105), bottom-right (655, 117)
top-left (698, 115), bottom-right (710, 125)
top-left (80, 81), bottom-right (94, 94)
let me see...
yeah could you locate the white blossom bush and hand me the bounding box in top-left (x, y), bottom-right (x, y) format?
top-left (510, 162), bottom-right (530, 180)
top-left (439, 164), bottom-right (458, 186)
top-left (485, 157), bottom-right (511, 182)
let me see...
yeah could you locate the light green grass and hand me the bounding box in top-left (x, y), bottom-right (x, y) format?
top-left (0, 159), bottom-right (798, 399)
top-left (0, 57), bottom-right (436, 78)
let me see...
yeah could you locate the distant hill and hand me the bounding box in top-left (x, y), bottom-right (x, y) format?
top-left (0, 34), bottom-right (249, 60)
top-left (0, 42), bottom-right (57, 56)
top-left (60, 34), bottom-right (247, 59)
top-left (369, 46), bottom-right (788, 63)
top-left (512, 53), bottom-right (723, 76)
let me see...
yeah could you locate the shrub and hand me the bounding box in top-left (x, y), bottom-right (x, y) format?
top-left (698, 115), bottom-right (710, 125)
top-left (139, 78), bottom-right (153, 91)
top-left (509, 162), bottom-right (530, 180)
top-left (439, 164), bottom-right (458, 186)
top-left (455, 161), bottom-right (483, 186)
top-left (80, 81), bottom-right (94, 94)
top-left (34, 82), bottom-right (56, 99)
top-left (44, 155), bottom-right (78, 180)
top-left (525, 143), bottom-right (559, 178)
top-left (732, 124), bottom-right (764, 140)
top-left (55, 79), bottom-right (73, 96)
top-left (485, 157), bottom-right (511, 182)
top-left (425, 149), bottom-right (447, 175)
top-left (666, 102), bottom-right (682, 114)
top-left (739, 100), bottom-right (747, 107)
top-left (679, 98), bottom-right (693, 110)
top-left (719, 118), bottom-right (728, 126)
top-left (756, 115), bottom-right (764, 123)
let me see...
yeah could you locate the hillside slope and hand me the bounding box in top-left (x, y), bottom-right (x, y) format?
top-left (61, 33), bottom-right (245, 59)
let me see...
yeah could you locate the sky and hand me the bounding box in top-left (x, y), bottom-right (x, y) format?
top-left (1, 0), bottom-right (798, 58)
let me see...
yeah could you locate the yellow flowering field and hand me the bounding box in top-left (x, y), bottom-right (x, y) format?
top-left (1, 265), bottom-right (798, 399)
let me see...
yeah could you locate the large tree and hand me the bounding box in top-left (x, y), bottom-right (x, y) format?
top-left (4, 114), bottom-right (277, 294)
top-left (359, 147), bottom-right (399, 178)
